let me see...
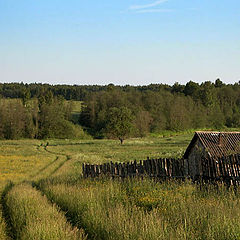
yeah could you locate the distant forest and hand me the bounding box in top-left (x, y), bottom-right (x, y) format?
top-left (0, 79), bottom-right (240, 140)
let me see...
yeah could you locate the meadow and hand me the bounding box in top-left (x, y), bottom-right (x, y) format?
top-left (0, 133), bottom-right (240, 239)
top-left (38, 178), bottom-right (240, 240)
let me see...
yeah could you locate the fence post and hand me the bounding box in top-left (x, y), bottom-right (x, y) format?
top-left (115, 162), bottom-right (119, 176)
top-left (82, 163), bottom-right (85, 177)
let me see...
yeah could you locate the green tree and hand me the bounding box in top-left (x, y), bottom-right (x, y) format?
top-left (171, 82), bottom-right (184, 94)
top-left (21, 88), bottom-right (31, 107)
top-left (215, 78), bottom-right (224, 88)
top-left (38, 98), bottom-right (80, 139)
top-left (106, 107), bottom-right (134, 144)
top-left (134, 110), bottom-right (152, 137)
top-left (184, 81), bottom-right (200, 101)
top-left (0, 99), bottom-right (35, 139)
top-left (200, 81), bottom-right (217, 107)
top-left (167, 96), bottom-right (191, 131)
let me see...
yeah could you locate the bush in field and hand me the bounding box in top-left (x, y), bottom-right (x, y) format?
top-left (5, 183), bottom-right (86, 240)
top-left (38, 178), bottom-right (240, 240)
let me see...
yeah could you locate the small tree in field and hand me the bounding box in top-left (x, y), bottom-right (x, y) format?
top-left (106, 107), bottom-right (133, 144)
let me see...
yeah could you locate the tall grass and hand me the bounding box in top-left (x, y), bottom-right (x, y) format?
top-left (38, 177), bottom-right (240, 240)
top-left (5, 183), bottom-right (86, 240)
top-left (0, 207), bottom-right (8, 240)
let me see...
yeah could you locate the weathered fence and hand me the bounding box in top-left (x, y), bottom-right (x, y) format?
top-left (201, 154), bottom-right (240, 186)
top-left (82, 154), bottom-right (240, 185)
top-left (82, 157), bottom-right (186, 180)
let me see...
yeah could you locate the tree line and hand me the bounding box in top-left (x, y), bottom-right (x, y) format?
top-left (79, 79), bottom-right (240, 140)
top-left (0, 92), bottom-right (86, 140)
top-left (0, 79), bottom-right (240, 141)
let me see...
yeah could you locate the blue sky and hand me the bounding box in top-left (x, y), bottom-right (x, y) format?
top-left (0, 0), bottom-right (239, 85)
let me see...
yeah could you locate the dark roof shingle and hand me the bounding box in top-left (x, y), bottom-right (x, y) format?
top-left (184, 131), bottom-right (240, 158)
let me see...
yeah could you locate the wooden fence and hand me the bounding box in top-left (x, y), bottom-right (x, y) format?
top-left (82, 154), bottom-right (240, 185)
top-left (201, 154), bottom-right (240, 186)
top-left (82, 157), bottom-right (186, 180)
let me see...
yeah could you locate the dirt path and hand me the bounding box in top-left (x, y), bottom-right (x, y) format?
top-left (0, 143), bottom-right (77, 239)
top-left (30, 144), bottom-right (72, 180)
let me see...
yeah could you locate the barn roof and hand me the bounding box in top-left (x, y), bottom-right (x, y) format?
top-left (184, 131), bottom-right (240, 158)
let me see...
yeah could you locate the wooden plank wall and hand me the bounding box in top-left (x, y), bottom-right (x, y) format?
top-left (201, 154), bottom-right (240, 186)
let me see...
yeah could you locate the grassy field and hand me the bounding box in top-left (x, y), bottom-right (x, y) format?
top-left (0, 133), bottom-right (240, 239)
top-left (4, 183), bottom-right (86, 239)
top-left (0, 135), bottom-right (191, 188)
top-left (38, 178), bottom-right (240, 240)
top-left (0, 139), bottom-right (59, 189)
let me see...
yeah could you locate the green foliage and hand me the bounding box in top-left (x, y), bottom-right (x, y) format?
top-left (79, 80), bottom-right (240, 136)
top-left (21, 88), bottom-right (31, 107)
top-left (38, 98), bottom-right (89, 139)
top-left (1, 80), bottom-right (240, 138)
top-left (167, 96), bottom-right (192, 131)
top-left (38, 100), bottom-right (75, 139)
top-left (134, 110), bottom-right (152, 137)
top-left (184, 80), bottom-right (200, 100)
top-left (0, 96), bottom-right (90, 140)
top-left (0, 99), bottom-right (36, 139)
top-left (105, 107), bottom-right (134, 144)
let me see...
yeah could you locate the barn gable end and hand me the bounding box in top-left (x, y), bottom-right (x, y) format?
top-left (184, 131), bottom-right (240, 179)
top-left (187, 138), bottom-right (207, 177)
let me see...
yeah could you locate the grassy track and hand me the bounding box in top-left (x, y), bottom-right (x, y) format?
top-left (0, 140), bottom-right (55, 189)
top-left (4, 183), bottom-right (86, 239)
top-left (0, 139), bottom-right (76, 239)
top-left (0, 135), bottom-right (192, 188)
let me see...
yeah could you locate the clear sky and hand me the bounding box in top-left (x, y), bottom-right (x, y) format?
top-left (0, 0), bottom-right (239, 85)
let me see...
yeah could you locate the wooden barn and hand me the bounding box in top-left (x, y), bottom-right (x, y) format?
top-left (184, 131), bottom-right (240, 179)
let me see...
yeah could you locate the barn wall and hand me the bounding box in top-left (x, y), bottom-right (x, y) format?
top-left (188, 139), bottom-right (207, 179)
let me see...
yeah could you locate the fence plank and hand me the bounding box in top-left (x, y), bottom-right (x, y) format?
top-left (82, 154), bottom-right (240, 185)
